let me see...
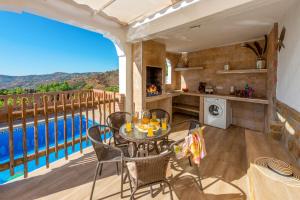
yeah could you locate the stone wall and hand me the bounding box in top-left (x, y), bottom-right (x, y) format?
top-left (171, 42), bottom-right (268, 131)
top-left (132, 40), bottom-right (166, 112)
top-left (182, 42), bottom-right (267, 97)
top-left (166, 52), bottom-right (181, 90)
top-left (276, 100), bottom-right (300, 166)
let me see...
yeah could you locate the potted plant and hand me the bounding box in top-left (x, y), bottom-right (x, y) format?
top-left (177, 52), bottom-right (189, 68)
top-left (241, 35), bottom-right (268, 69)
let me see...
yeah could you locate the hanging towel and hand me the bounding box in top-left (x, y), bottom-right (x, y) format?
top-left (183, 127), bottom-right (207, 165)
top-left (173, 127), bottom-right (207, 164)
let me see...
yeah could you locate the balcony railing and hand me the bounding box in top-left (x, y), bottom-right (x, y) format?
top-left (0, 89), bottom-right (123, 179)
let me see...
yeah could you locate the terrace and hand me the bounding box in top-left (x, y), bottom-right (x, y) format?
top-left (0, 0), bottom-right (300, 200)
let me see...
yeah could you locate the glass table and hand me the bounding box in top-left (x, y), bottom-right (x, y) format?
top-left (119, 123), bottom-right (171, 157)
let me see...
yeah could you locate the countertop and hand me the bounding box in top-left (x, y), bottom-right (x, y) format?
top-left (145, 93), bottom-right (175, 103)
top-left (145, 91), bottom-right (268, 104)
top-left (163, 90), bottom-right (269, 105)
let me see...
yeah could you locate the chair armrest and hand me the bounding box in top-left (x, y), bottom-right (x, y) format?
top-left (107, 145), bottom-right (124, 156)
top-left (90, 137), bottom-right (124, 156)
top-left (107, 125), bottom-right (119, 133)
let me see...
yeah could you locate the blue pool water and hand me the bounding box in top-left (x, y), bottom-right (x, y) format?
top-left (0, 115), bottom-right (109, 184)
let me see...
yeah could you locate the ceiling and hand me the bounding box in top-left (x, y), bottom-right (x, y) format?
top-left (151, 0), bottom-right (295, 52)
top-left (66, 0), bottom-right (295, 53)
top-left (72, 0), bottom-right (180, 24)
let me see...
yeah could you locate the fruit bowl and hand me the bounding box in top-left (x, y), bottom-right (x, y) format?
top-left (135, 124), bottom-right (159, 133)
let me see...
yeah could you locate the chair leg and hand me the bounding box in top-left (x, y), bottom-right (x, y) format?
top-left (188, 157), bottom-right (192, 167)
top-left (90, 163), bottom-right (101, 200)
top-left (121, 161), bottom-right (124, 198)
top-left (160, 183), bottom-right (165, 194)
top-left (116, 162), bottom-right (119, 175)
top-left (164, 181), bottom-right (173, 200)
top-left (128, 177), bottom-right (133, 193)
top-left (150, 186), bottom-right (154, 198)
top-left (99, 163), bottom-right (103, 176)
top-left (196, 166), bottom-right (203, 190)
top-left (130, 187), bottom-right (138, 200)
top-left (154, 141), bottom-right (160, 154)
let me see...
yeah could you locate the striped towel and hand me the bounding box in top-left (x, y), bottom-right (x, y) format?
top-left (183, 127), bottom-right (207, 165)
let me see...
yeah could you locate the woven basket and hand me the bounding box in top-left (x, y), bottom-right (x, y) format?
top-left (255, 157), bottom-right (300, 181)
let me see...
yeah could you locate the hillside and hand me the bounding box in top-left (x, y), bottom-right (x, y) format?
top-left (0, 70), bottom-right (119, 90)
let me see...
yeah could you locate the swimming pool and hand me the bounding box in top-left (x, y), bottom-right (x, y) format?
top-left (0, 115), bottom-right (108, 184)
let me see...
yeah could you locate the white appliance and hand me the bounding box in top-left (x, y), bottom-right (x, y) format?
top-left (204, 97), bottom-right (231, 129)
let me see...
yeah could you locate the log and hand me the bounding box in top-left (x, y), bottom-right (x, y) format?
top-left (21, 98), bottom-right (28, 178)
top-left (62, 94), bottom-right (68, 160)
top-left (71, 99), bottom-right (75, 152)
top-left (79, 92), bottom-right (83, 153)
top-left (92, 92), bottom-right (95, 125)
top-left (33, 103), bottom-right (39, 165)
top-left (113, 92), bottom-right (116, 112)
top-left (43, 96), bottom-right (50, 168)
top-left (85, 96), bottom-right (89, 145)
top-left (54, 101), bottom-right (58, 158)
top-left (7, 105), bottom-right (14, 176)
top-left (103, 91), bottom-right (106, 123)
top-left (98, 96), bottom-right (102, 124)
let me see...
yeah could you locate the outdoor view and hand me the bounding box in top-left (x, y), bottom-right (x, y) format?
top-left (0, 11), bottom-right (119, 104)
top-left (0, 11), bottom-right (120, 184)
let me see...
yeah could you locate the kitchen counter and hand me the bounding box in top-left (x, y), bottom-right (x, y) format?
top-left (170, 90), bottom-right (269, 105)
top-left (145, 93), bottom-right (176, 103)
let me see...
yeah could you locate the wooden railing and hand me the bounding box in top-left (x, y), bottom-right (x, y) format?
top-left (0, 89), bottom-right (123, 179)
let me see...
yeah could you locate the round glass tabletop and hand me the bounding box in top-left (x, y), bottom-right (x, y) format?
top-left (119, 123), bottom-right (171, 143)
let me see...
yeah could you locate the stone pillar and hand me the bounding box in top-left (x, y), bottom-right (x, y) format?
top-left (115, 42), bottom-right (133, 113)
top-left (117, 94), bottom-right (126, 112)
top-left (266, 23), bottom-right (279, 133)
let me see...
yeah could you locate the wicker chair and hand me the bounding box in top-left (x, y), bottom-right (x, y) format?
top-left (169, 119), bottom-right (203, 190)
top-left (87, 125), bottom-right (124, 200)
top-left (124, 151), bottom-right (173, 200)
top-left (106, 112), bottom-right (131, 148)
top-left (149, 109), bottom-right (170, 154)
top-left (163, 119), bottom-right (201, 166)
top-left (149, 109), bottom-right (170, 123)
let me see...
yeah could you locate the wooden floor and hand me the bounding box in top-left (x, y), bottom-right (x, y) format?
top-left (0, 114), bottom-right (249, 200)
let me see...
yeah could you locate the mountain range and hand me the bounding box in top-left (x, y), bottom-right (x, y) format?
top-left (0, 70), bottom-right (119, 89)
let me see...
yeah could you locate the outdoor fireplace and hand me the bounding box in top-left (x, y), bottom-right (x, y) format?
top-left (146, 66), bottom-right (162, 97)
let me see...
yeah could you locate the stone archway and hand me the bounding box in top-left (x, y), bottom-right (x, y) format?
top-left (0, 0), bottom-right (133, 112)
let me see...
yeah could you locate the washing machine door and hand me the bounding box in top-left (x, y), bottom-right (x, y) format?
top-left (208, 103), bottom-right (223, 118)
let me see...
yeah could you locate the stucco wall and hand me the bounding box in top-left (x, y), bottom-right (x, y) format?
top-left (277, 1), bottom-right (300, 112)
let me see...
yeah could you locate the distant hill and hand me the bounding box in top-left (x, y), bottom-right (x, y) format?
top-left (0, 70), bottom-right (119, 90)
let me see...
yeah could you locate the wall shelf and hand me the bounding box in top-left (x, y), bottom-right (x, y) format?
top-left (216, 69), bottom-right (268, 74)
top-left (173, 103), bottom-right (199, 113)
top-left (175, 66), bottom-right (204, 72)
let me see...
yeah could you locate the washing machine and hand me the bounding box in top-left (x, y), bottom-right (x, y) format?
top-left (204, 97), bottom-right (231, 129)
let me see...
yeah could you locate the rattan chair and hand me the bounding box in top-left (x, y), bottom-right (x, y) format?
top-left (149, 109), bottom-right (170, 154)
top-left (162, 119), bottom-right (201, 166)
top-left (169, 119), bottom-right (203, 190)
top-left (149, 109), bottom-right (170, 123)
top-left (88, 125), bottom-right (124, 200)
top-left (106, 112), bottom-right (131, 148)
top-left (124, 151), bottom-right (173, 200)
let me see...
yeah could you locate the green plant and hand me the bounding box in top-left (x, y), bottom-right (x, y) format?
top-left (105, 85), bottom-right (119, 92)
top-left (241, 35), bottom-right (268, 59)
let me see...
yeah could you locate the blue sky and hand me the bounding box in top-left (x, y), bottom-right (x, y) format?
top-left (0, 11), bottom-right (118, 76)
